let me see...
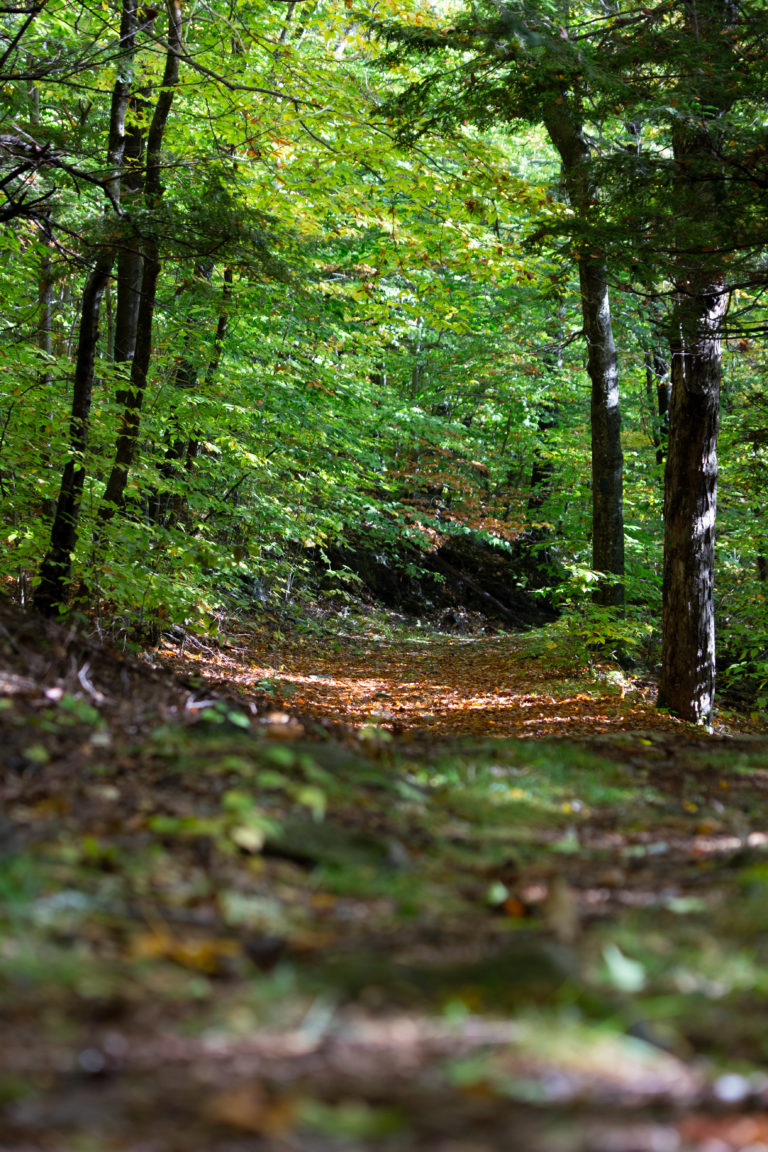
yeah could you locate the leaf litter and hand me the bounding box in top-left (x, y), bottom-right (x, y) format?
top-left (3, 599), bottom-right (768, 1150)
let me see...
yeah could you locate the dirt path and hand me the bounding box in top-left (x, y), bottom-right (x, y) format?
top-left (4, 604), bottom-right (768, 1152)
top-left (161, 618), bottom-right (694, 739)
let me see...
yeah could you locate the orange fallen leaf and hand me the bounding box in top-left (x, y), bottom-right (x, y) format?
top-left (203, 1082), bottom-right (297, 1134)
top-left (502, 895), bottom-right (527, 918)
top-left (132, 929), bottom-right (240, 974)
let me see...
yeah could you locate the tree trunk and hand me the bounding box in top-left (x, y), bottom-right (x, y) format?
top-left (97, 246), bottom-right (161, 522)
top-left (579, 256), bottom-right (624, 605)
top-left (34, 0), bottom-right (139, 617)
top-left (644, 346), bottom-right (670, 467)
top-left (526, 402), bottom-right (557, 514)
top-left (658, 285), bottom-right (727, 724)
top-left (656, 0), bottom-right (734, 722)
top-left (97, 0), bottom-right (182, 528)
top-left (113, 111), bottom-right (145, 368)
top-left (544, 108), bottom-right (624, 607)
top-left (33, 255), bottom-right (115, 616)
top-left (36, 230), bottom-right (53, 379)
top-left (149, 265), bottom-right (234, 527)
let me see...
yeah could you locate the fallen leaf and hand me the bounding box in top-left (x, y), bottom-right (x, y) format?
top-left (203, 1082), bottom-right (297, 1134)
top-left (132, 930), bottom-right (240, 974)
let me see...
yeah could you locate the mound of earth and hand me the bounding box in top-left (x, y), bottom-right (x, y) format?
top-left (323, 532), bottom-right (558, 629)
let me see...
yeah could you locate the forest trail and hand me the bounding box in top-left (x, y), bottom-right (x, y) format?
top-left (160, 614), bottom-right (693, 740)
top-left (4, 603), bottom-right (768, 1152)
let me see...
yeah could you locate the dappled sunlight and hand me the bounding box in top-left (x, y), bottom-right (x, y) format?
top-left (163, 625), bottom-right (686, 738)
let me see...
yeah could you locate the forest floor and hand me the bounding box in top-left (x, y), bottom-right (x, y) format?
top-left (4, 598), bottom-right (768, 1151)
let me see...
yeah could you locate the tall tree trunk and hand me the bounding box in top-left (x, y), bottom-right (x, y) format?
top-left (36, 229), bottom-right (53, 379)
top-left (658, 286), bottom-right (727, 724)
top-left (33, 257), bottom-right (115, 616)
top-left (113, 111), bottom-right (146, 368)
top-left (644, 345), bottom-right (670, 468)
top-left (526, 400), bottom-right (557, 515)
top-left (656, 0), bottom-right (735, 723)
top-left (544, 108), bottom-right (624, 607)
top-left (97, 244), bottom-right (161, 521)
top-left (149, 265), bottom-right (234, 527)
top-left (98, 0), bottom-right (182, 528)
top-left (747, 412), bottom-right (768, 582)
top-left (579, 256), bottom-right (623, 604)
top-left (34, 0), bottom-right (139, 617)
top-left (526, 313), bottom-right (563, 527)
top-left (183, 265), bottom-right (233, 476)
top-left (29, 78), bottom-right (52, 387)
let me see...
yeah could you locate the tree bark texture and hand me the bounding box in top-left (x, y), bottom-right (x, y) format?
top-left (34, 0), bottom-right (139, 617)
top-left (645, 347), bottom-right (670, 467)
top-left (98, 246), bottom-right (161, 521)
top-left (656, 0), bottom-right (735, 722)
top-left (544, 108), bottom-right (624, 607)
top-left (36, 233), bottom-right (53, 376)
top-left (33, 256), bottom-right (115, 616)
top-left (580, 256), bottom-right (624, 605)
top-left (658, 287), bottom-right (727, 724)
top-left (113, 113), bottom-right (145, 368)
top-left (98, 0), bottom-right (182, 528)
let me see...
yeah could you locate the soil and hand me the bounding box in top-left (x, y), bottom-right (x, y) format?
top-left (320, 532), bottom-right (558, 629)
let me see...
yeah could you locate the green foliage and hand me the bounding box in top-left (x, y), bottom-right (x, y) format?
top-left (0, 0), bottom-right (765, 708)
